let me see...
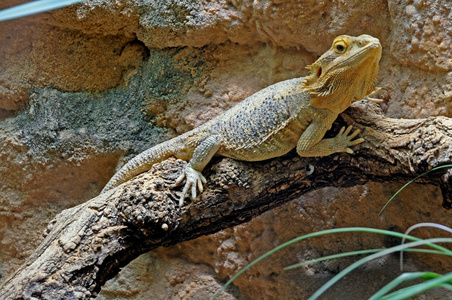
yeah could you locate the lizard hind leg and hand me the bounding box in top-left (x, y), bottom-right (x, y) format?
top-left (175, 135), bottom-right (222, 207)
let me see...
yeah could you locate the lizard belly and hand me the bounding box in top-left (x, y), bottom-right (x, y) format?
top-left (218, 120), bottom-right (305, 161)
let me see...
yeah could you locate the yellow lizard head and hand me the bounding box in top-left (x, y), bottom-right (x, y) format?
top-left (302, 34), bottom-right (382, 114)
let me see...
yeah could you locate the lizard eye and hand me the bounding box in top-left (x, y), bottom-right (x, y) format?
top-left (333, 40), bottom-right (347, 54)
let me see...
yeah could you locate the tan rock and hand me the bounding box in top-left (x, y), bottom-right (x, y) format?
top-left (0, 0), bottom-right (451, 299)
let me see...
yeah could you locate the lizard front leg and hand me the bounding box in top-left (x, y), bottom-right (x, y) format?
top-left (175, 135), bottom-right (222, 206)
top-left (297, 122), bottom-right (364, 157)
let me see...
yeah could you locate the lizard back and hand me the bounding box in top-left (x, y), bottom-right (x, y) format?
top-left (204, 77), bottom-right (312, 161)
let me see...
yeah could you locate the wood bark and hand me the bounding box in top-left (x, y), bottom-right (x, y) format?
top-left (1, 102), bottom-right (451, 299)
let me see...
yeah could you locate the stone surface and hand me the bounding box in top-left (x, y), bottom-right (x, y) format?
top-left (0, 0), bottom-right (451, 299)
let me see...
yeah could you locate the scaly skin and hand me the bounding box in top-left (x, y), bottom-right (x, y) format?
top-left (102, 34), bottom-right (382, 206)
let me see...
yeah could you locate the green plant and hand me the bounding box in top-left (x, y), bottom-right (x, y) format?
top-left (213, 227), bottom-right (452, 300)
top-left (379, 164), bottom-right (452, 215)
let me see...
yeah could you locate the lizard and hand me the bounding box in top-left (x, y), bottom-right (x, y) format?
top-left (101, 34), bottom-right (383, 206)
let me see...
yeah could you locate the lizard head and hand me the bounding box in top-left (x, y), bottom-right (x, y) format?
top-left (303, 34), bottom-right (382, 114)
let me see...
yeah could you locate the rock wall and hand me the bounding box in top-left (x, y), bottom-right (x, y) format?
top-left (0, 0), bottom-right (451, 299)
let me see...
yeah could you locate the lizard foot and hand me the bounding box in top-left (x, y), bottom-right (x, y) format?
top-left (175, 165), bottom-right (207, 207)
top-left (334, 125), bottom-right (365, 154)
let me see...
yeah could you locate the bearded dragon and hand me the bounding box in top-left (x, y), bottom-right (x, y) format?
top-left (102, 34), bottom-right (383, 206)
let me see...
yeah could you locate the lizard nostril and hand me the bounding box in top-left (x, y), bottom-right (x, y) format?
top-left (359, 40), bottom-right (368, 47)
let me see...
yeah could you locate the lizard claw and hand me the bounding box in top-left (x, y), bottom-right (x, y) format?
top-left (364, 87), bottom-right (387, 103)
top-left (175, 166), bottom-right (206, 207)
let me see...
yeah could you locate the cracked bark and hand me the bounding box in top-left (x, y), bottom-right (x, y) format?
top-left (0, 102), bottom-right (451, 299)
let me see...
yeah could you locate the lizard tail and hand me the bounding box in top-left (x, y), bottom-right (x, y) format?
top-left (101, 140), bottom-right (176, 194)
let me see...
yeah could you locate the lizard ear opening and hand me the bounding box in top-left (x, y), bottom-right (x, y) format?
top-left (302, 63), bottom-right (323, 91)
top-left (316, 66), bottom-right (322, 77)
top-left (302, 63), bottom-right (341, 97)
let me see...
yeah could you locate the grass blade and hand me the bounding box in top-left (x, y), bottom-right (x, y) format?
top-left (369, 272), bottom-right (441, 300)
top-left (400, 222), bottom-right (452, 270)
top-left (284, 248), bottom-right (384, 270)
top-left (285, 248), bottom-right (446, 271)
top-left (379, 164), bottom-right (452, 215)
top-left (0, 0), bottom-right (86, 22)
top-left (308, 238), bottom-right (452, 300)
top-left (379, 272), bottom-right (452, 300)
top-left (212, 227), bottom-right (450, 299)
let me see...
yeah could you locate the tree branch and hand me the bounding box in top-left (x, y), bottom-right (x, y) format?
top-left (1, 102), bottom-right (451, 299)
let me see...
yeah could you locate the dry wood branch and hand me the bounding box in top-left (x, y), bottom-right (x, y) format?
top-left (1, 102), bottom-right (451, 299)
